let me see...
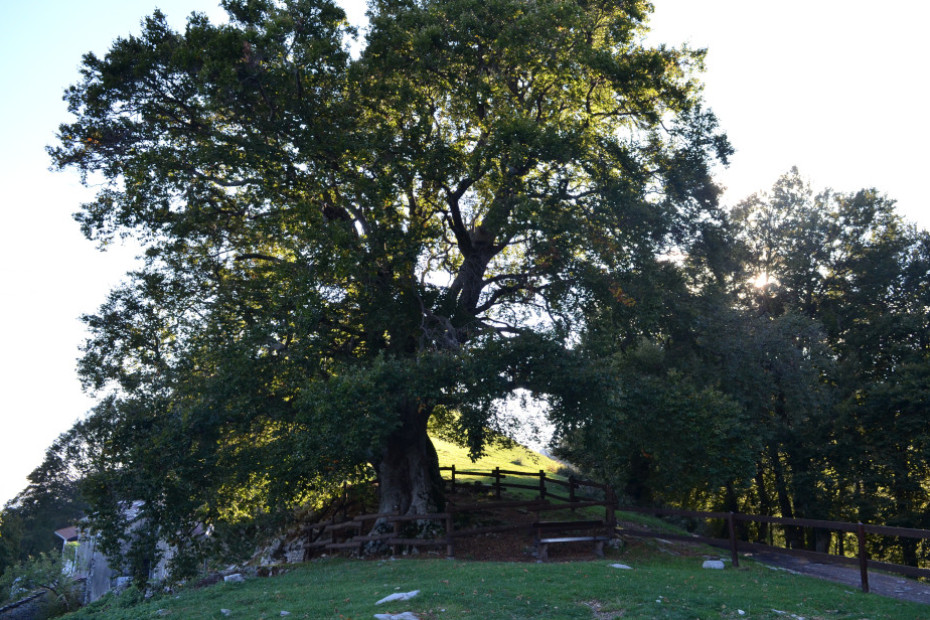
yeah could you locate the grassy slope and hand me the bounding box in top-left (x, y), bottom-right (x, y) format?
top-left (61, 440), bottom-right (930, 619)
top-left (67, 556), bottom-right (929, 619)
top-left (431, 435), bottom-right (564, 474)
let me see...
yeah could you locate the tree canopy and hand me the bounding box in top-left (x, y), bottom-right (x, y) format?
top-left (559, 167), bottom-right (930, 561)
top-left (49, 0), bottom-right (730, 575)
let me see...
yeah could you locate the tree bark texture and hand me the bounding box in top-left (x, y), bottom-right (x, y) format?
top-left (375, 415), bottom-right (445, 518)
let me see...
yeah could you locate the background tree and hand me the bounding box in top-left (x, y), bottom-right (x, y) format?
top-left (729, 171), bottom-right (930, 557)
top-left (0, 430), bottom-right (87, 580)
top-left (559, 167), bottom-right (930, 562)
top-left (49, 0), bottom-right (729, 576)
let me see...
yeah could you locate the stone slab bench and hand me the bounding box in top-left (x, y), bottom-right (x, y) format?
top-left (536, 535), bottom-right (610, 561)
top-left (532, 520), bottom-right (604, 532)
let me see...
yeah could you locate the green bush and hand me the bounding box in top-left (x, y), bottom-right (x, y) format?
top-left (0, 552), bottom-right (82, 617)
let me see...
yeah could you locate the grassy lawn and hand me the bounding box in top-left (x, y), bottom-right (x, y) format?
top-left (64, 553), bottom-right (930, 620)
top-left (59, 439), bottom-right (930, 619)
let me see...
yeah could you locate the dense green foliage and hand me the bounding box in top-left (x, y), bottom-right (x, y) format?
top-left (45, 0), bottom-right (729, 582)
top-left (560, 167), bottom-right (930, 563)
top-left (23, 0), bottom-right (925, 590)
top-left (0, 552), bottom-right (82, 614)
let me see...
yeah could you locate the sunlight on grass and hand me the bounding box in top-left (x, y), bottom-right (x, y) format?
top-left (432, 435), bottom-right (564, 474)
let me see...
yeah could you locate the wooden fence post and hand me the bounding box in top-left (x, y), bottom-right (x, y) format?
top-left (606, 486), bottom-right (616, 529)
top-left (450, 464), bottom-right (456, 494)
top-left (494, 467), bottom-right (502, 499)
top-left (392, 506), bottom-right (401, 556)
top-left (569, 476), bottom-right (576, 511)
top-left (342, 482), bottom-right (348, 519)
top-left (857, 522), bottom-right (869, 593)
top-left (728, 512), bottom-right (739, 567)
top-left (446, 507), bottom-right (455, 559)
top-left (539, 470), bottom-right (546, 501)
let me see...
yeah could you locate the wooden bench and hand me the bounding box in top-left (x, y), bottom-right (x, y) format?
top-left (536, 535), bottom-right (610, 561)
top-left (532, 520), bottom-right (612, 561)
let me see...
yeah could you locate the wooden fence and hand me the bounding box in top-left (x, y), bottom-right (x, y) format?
top-left (619, 506), bottom-right (930, 593)
top-left (304, 469), bottom-right (930, 594)
top-left (441, 465), bottom-right (614, 511)
top-left (303, 467), bottom-right (616, 560)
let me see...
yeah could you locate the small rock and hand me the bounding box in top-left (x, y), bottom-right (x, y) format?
top-left (738, 611), bottom-right (746, 616)
top-left (280, 612), bottom-right (291, 617)
top-left (374, 613), bottom-right (420, 620)
top-left (610, 563), bottom-right (632, 570)
top-left (224, 573), bottom-right (245, 583)
top-left (375, 590), bottom-right (420, 605)
top-left (155, 610), bottom-right (169, 616)
top-left (220, 610), bottom-right (231, 616)
top-left (702, 560), bottom-right (725, 569)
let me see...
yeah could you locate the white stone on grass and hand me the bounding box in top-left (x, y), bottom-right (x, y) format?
top-left (702, 560), bottom-right (725, 569)
top-left (610, 563), bottom-right (632, 570)
top-left (374, 614), bottom-right (420, 620)
top-left (224, 573), bottom-right (245, 583)
top-left (375, 590), bottom-right (420, 605)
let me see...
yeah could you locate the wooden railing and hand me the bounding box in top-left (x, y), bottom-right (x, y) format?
top-left (303, 467), bottom-right (616, 560)
top-left (619, 506), bottom-right (930, 593)
top-left (441, 465), bottom-right (611, 505)
top-left (304, 468), bottom-right (930, 594)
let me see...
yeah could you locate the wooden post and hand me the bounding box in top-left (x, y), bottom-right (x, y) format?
top-left (392, 507), bottom-right (401, 556)
top-left (494, 467), bottom-right (502, 500)
top-left (857, 522), bottom-right (869, 593)
top-left (342, 482), bottom-right (348, 519)
top-left (450, 464), bottom-right (456, 494)
top-left (539, 470), bottom-right (546, 501)
top-left (728, 512), bottom-right (740, 567)
top-left (446, 508), bottom-right (455, 559)
top-left (569, 476), bottom-right (576, 511)
top-left (606, 486), bottom-right (616, 529)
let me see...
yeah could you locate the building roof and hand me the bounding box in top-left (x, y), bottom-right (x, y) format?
top-left (54, 526), bottom-right (79, 542)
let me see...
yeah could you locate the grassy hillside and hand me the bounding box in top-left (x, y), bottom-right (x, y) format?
top-left (57, 440), bottom-right (930, 619)
top-left (66, 554), bottom-right (929, 619)
top-left (432, 435), bottom-right (564, 474)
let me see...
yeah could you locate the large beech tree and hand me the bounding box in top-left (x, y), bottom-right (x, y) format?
top-left (51, 0), bottom-right (728, 558)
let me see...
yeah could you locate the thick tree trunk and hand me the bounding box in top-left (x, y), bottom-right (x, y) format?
top-left (623, 452), bottom-right (653, 505)
top-left (375, 416), bottom-right (445, 517)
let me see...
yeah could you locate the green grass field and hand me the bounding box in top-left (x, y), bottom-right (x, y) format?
top-left (66, 555), bottom-right (930, 619)
top-left (58, 439), bottom-right (930, 619)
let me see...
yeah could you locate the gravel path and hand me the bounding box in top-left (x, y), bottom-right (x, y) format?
top-left (748, 550), bottom-right (930, 606)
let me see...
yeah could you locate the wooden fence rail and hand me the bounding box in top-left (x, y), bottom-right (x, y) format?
top-left (309, 467), bottom-right (930, 595)
top-left (619, 505), bottom-right (930, 593)
top-left (305, 468), bottom-right (617, 560)
top-left (439, 466), bottom-right (608, 502)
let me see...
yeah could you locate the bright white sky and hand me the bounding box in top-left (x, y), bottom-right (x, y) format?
top-left (0, 0), bottom-right (927, 507)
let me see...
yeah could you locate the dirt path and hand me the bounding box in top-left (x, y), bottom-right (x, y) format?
top-left (747, 550), bottom-right (930, 606)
